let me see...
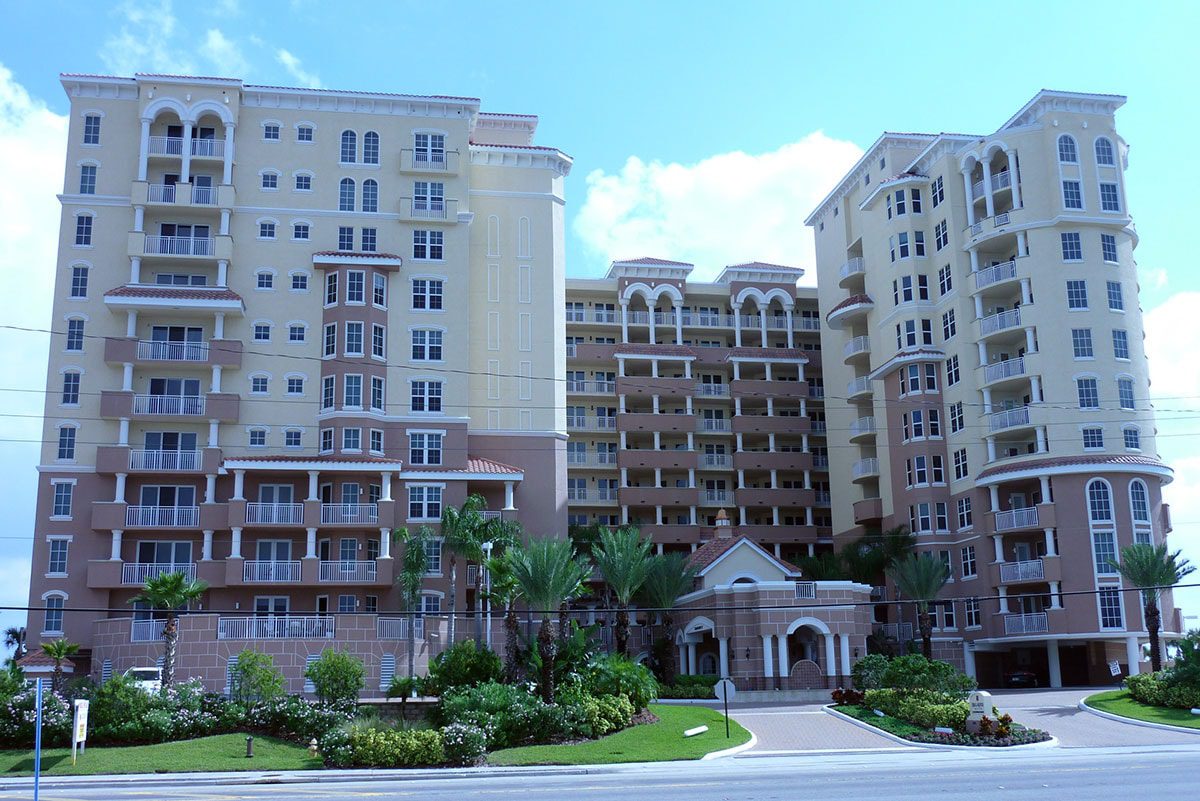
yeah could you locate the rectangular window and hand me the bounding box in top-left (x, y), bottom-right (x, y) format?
top-left (945, 355), bottom-right (960, 386)
top-left (957, 497), bottom-right (973, 530)
top-left (412, 279), bottom-right (443, 310)
top-left (296, 125), bottom-right (313, 142)
top-left (74, 215), bottom-right (92, 246)
top-left (1067, 280), bottom-right (1088, 310)
top-left (1107, 281), bottom-right (1124, 311)
top-left (1101, 234), bottom-right (1118, 263)
top-left (373, 273), bottom-right (387, 307)
top-left (321, 375), bottom-right (335, 410)
top-left (285, 429), bottom-right (302, 447)
top-left (369, 429), bottom-right (384, 454)
top-left (409, 432), bottom-right (443, 466)
top-left (1062, 180), bottom-right (1083, 209)
top-left (960, 545), bottom-right (976, 578)
top-left (934, 220), bottom-right (948, 250)
top-left (370, 376), bottom-right (385, 411)
top-left (1118, 377), bottom-right (1136, 410)
top-left (346, 271), bottom-right (365, 304)
top-left (953, 449), bottom-right (968, 481)
top-left (286, 376), bottom-right (304, 395)
top-left (935, 503), bottom-right (949, 531)
top-left (253, 322), bottom-right (271, 342)
top-left (898, 232), bottom-right (910, 259)
top-left (1112, 329), bottom-right (1129, 360)
top-left (931, 176), bottom-right (944, 206)
top-left (1093, 531), bottom-right (1118, 575)
top-left (342, 427), bottom-right (361, 451)
top-left (52, 481), bottom-right (73, 517)
top-left (913, 231), bottom-right (926, 257)
top-left (1083, 427), bottom-right (1104, 449)
top-left (372, 324), bottom-right (386, 358)
top-left (57, 426), bottom-right (76, 460)
top-left (408, 485), bottom-right (443, 520)
top-left (320, 428), bottom-right (334, 453)
top-left (938, 265), bottom-right (952, 295)
top-left (258, 221), bottom-right (276, 239)
top-left (61, 372), bottom-right (80, 405)
top-left (292, 223), bottom-right (309, 240)
top-left (1124, 427), bottom-right (1141, 450)
top-left (411, 329), bottom-right (443, 361)
top-left (83, 114), bottom-right (101, 145)
top-left (295, 174), bottom-right (312, 191)
top-left (323, 323), bottom-right (337, 357)
top-left (361, 227), bottom-right (377, 252)
top-left (1061, 232), bottom-right (1083, 261)
top-left (949, 401), bottom-right (964, 433)
top-left (261, 172), bottom-right (278, 190)
top-left (44, 596), bottom-right (64, 634)
top-left (910, 188), bottom-right (922, 213)
top-left (1072, 328), bottom-right (1094, 358)
top-left (70, 266), bottom-right (88, 298)
top-left (1099, 588), bottom-right (1123, 628)
top-left (965, 599), bottom-right (981, 628)
top-left (263, 123), bottom-right (280, 140)
top-left (345, 322), bottom-right (364, 356)
top-left (288, 324), bottom-right (305, 343)
top-left (1099, 182), bottom-right (1121, 212)
top-left (79, 164), bottom-right (96, 194)
top-left (411, 380), bottom-right (443, 413)
top-left (325, 272), bottom-right (338, 306)
top-left (65, 318), bottom-right (85, 351)
top-left (412, 230), bottom-right (444, 260)
top-left (1077, 377), bottom-right (1100, 409)
top-left (344, 374), bottom-right (363, 408)
top-left (941, 309), bottom-right (956, 341)
top-left (47, 539), bottom-right (69, 575)
top-left (338, 226), bottom-right (354, 251)
top-left (291, 272), bottom-right (308, 291)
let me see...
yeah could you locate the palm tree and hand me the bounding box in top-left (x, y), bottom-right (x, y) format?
top-left (503, 537), bottom-right (591, 703)
top-left (440, 494), bottom-right (486, 646)
top-left (128, 571), bottom-right (208, 688)
top-left (592, 526), bottom-right (653, 656)
top-left (41, 638), bottom-right (79, 694)
top-left (840, 526), bottom-right (915, 584)
top-left (3, 627), bottom-right (26, 658)
top-left (482, 554), bottom-right (523, 682)
top-left (638, 552), bottom-right (698, 685)
top-left (1111, 543), bottom-right (1196, 672)
top-left (472, 516), bottom-right (522, 645)
top-left (794, 551), bottom-right (848, 581)
top-left (395, 526), bottom-right (433, 684)
top-left (887, 552), bottom-right (950, 659)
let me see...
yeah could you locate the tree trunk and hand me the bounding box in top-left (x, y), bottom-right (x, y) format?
top-left (53, 663), bottom-right (64, 695)
top-left (659, 613), bottom-right (677, 686)
top-left (558, 603), bottom-right (571, 643)
top-left (504, 606), bottom-right (521, 683)
top-left (407, 610), bottom-right (417, 680)
top-left (918, 609), bottom-right (933, 660)
top-left (615, 607), bottom-right (629, 657)
top-left (447, 557), bottom-right (457, 645)
top-left (162, 614), bottom-right (178, 688)
top-left (537, 619), bottom-right (556, 703)
top-left (1145, 600), bottom-right (1162, 673)
top-left (474, 564), bottom-right (485, 646)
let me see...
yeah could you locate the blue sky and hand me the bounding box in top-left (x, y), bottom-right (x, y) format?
top-left (0, 0), bottom-right (1198, 641)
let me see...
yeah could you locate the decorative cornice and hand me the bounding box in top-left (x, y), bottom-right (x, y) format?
top-left (469, 145), bottom-right (572, 176)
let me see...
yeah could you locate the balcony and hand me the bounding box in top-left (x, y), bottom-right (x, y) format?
top-left (973, 260), bottom-right (1019, 292)
top-left (318, 561), bottom-right (378, 583)
top-left (567, 380), bottom-right (615, 394)
top-left (851, 458), bottom-right (880, 482)
top-left (695, 383), bottom-right (730, 398)
top-left (125, 505), bottom-right (199, 527)
top-left (134, 394), bottom-right (205, 416)
top-left (981, 357), bottom-right (1027, 386)
top-left (838, 257), bottom-right (866, 288)
top-left (616, 376), bottom-right (694, 398)
top-left (699, 490), bottom-right (730, 506)
top-left (400, 197), bottom-right (458, 223)
top-left (104, 337), bottom-right (243, 369)
top-left (877, 622), bottom-right (915, 642)
top-left (619, 486), bottom-right (699, 507)
top-left (735, 450), bottom-right (812, 471)
top-left (732, 414), bottom-right (807, 435)
top-left (994, 506), bottom-right (1039, 532)
top-left (971, 169), bottom-right (1013, 201)
top-left (377, 617), bottom-right (424, 640)
top-left (989, 406), bottom-right (1032, 433)
top-left (843, 336), bottom-right (871, 363)
top-left (617, 449), bottom-right (699, 470)
top-left (121, 562), bottom-right (196, 585)
top-left (217, 615), bottom-right (333, 640)
top-left (592, 310), bottom-right (618, 324)
top-left (1003, 612), bottom-right (1048, 636)
top-left (242, 561), bottom-right (302, 583)
top-left (696, 418), bottom-right (732, 433)
top-left (736, 487), bottom-right (810, 508)
top-left (245, 503), bottom-right (304, 525)
top-left (999, 558), bottom-right (1045, 584)
top-left (700, 453), bottom-right (732, 469)
top-left (825, 294), bottom-right (874, 329)
top-left (567, 417), bottom-right (618, 432)
top-left (131, 619), bottom-right (163, 642)
top-left (321, 503), bottom-right (379, 525)
top-left (144, 235), bottom-right (215, 257)
top-left (148, 135), bottom-right (184, 156)
top-left (849, 417), bottom-right (877, 441)
top-left (979, 307), bottom-right (1023, 338)
top-left (128, 449), bottom-right (200, 472)
top-left (847, 376), bottom-right (873, 399)
top-left (853, 497), bottom-right (883, 524)
top-left (398, 149), bottom-right (459, 174)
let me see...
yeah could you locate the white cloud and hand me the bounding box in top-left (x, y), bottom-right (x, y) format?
top-left (573, 132), bottom-right (863, 281)
top-left (215, 0), bottom-right (241, 15)
top-left (276, 49), bottom-right (321, 89)
top-left (0, 65), bottom-right (66, 639)
top-left (101, 0), bottom-right (197, 76)
top-left (1142, 267), bottom-right (1169, 290)
top-left (204, 28), bottom-right (248, 77)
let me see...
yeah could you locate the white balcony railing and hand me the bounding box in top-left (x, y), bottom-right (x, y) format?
top-left (989, 406), bottom-right (1031, 432)
top-left (983, 357), bottom-right (1026, 384)
top-left (377, 617), bottom-right (424, 640)
top-left (852, 458), bottom-right (880, 479)
top-left (593, 310), bottom-right (617, 323)
top-left (839, 257), bottom-right (866, 281)
top-left (974, 260), bottom-right (1018, 290)
top-left (695, 383), bottom-right (730, 397)
top-left (121, 562), bottom-right (196, 585)
top-left (131, 619), bottom-right (163, 642)
top-left (994, 506), bottom-right (1039, 532)
top-left (849, 417), bottom-right (877, 437)
top-left (137, 339), bottom-right (210, 362)
top-left (972, 170), bottom-right (1013, 200)
top-left (843, 336), bottom-right (871, 359)
top-left (877, 622), bottom-right (914, 641)
top-left (847, 376), bottom-right (872, 396)
top-left (321, 503), bottom-right (379, 525)
top-left (148, 135), bottom-right (183, 156)
top-left (129, 449), bottom-right (199, 471)
top-left (133, 394), bottom-right (205, 415)
top-left (980, 307), bottom-right (1022, 336)
top-left (147, 183), bottom-right (177, 203)
top-left (245, 503), bottom-right (304, 525)
top-left (410, 152), bottom-right (448, 171)
top-left (994, 212), bottom-right (1011, 226)
top-left (410, 200), bottom-right (447, 219)
top-left (794, 581), bottom-right (817, 600)
top-left (568, 488), bottom-right (588, 501)
top-left (125, 505), bottom-right (199, 527)
top-left (702, 490), bottom-right (730, 504)
top-left (702, 453), bottom-right (731, 468)
top-left (1004, 612), bottom-right (1048, 635)
top-left (217, 615), bottom-right (334, 640)
top-left (318, 561), bottom-right (378, 583)
top-left (565, 343), bottom-right (577, 358)
top-left (567, 380), bottom-right (615, 394)
top-left (242, 560), bottom-right (302, 583)
top-left (190, 138), bottom-right (225, 158)
top-left (192, 186), bottom-right (216, 205)
top-left (1000, 559), bottom-right (1045, 583)
top-left (698, 418), bottom-right (731, 432)
top-left (144, 236), bottom-right (215, 256)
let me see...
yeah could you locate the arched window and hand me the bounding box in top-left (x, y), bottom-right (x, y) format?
top-left (339, 178), bottom-right (355, 212)
top-left (1057, 134), bottom-right (1078, 163)
top-left (361, 179), bottom-right (378, 213)
top-left (1087, 479), bottom-right (1113, 522)
top-left (1129, 479), bottom-right (1151, 524)
top-left (1094, 137), bottom-right (1115, 166)
top-left (340, 130), bottom-right (357, 163)
top-left (363, 131), bottom-right (380, 164)
top-left (57, 422), bottom-right (79, 460)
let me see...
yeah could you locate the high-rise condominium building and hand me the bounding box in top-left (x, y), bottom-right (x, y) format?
top-left (806, 90), bottom-right (1180, 687)
top-left (30, 72), bottom-right (570, 692)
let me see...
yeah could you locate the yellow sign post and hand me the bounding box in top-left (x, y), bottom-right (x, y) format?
top-left (71, 700), bottom-right (89, 765)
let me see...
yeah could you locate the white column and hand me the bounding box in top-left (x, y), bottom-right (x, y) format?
top-left (1025, 327), bottom-right (1036, 353)
top-left (1049, 581), bottom-right (1062, 609)
top-left (981, 159), bottom-right (995, 218)
top-left (213, 312), bottom-right (225, 340)
top-left (778, 634), bottom-right (790, 678)
top-left (998, 586), bottom-right (1009, 614)
top-left (620, 301), bottom-right (629, 343)
top-left (1040, 475), bottom-right (1052, 503)
top-left (118, 418), bottom-right (130, 446)
top-left (129, 256), bottom-right (141, 284)
top-left (222, 123), bottom-right (235, 185)
top-left (993, 535), bottom-right (1004, 562)
top-left (307, 471), bottom-right (319, 501)
top-left (1030, 375), bottom-right (1043, 401)
top-left (380, 472), bottom-right (393, 502)
top-left (1020, 278), bottom-right (1032, 305)
top-left (839, 634), bottom-right (852, 678)
top-left (758, 309), bottom-right (768, 344)
top-left (969, 248), bottom-right (980, 272)
top-left (122, 363), bottom-right (133, 391)
top-left (217, 260), bottom-right (229, 287)
top-left (718, 637), bottom-right (730, 678)
top-left (1006, 149), bottom-right (1021, 208)
top-left (647, 311), bottom-right (656, 345)
top-left (219, 209), bottom-right (231, 236)
top-left (305, 527), bottom-right (318, 559)
top-left (1035, 426), bottom-right (1047, 453)
top-left (233, 469), bottom-right (245, 501)
top-left (986, 437), bottom-right (997, 462)
top-left (205, 473), bottom-right (216, 504)
top-left (823, 633), bottom-right (836, 677)
top-left (673, 303), bottom-right (684, 344)
top-left (961, 169), bottom-right (976, 225)
top-left (110, 529), bottom-right (123, 561)
top-left (180, 121), bottom-right (193, 184)
top-left (208, 420), bottom-right (219, 448)
top-left (133, 206), bottom-right (145, 233)
top-left (137, 118), bottom-right (151, 181)
top-left (678, 644), bottom-right (687, 675)
top-left (230, 527), bottom-right (242, 559)
top-left (989, 486), bottom-right (1000, 511)
top-left (379, 527), bottom-right (391, 559)
top-left (210, 365), bottom-right (222, 393)
top-left (762, 634), bottom-right (775, 679)
top-left (202, 530), bottom-right (213, 561)
top-left (1044, 528), bottom-right (1057, 557)
top-left (962, 642), bottom-right (977, 679)
top-left (1126, 636), bottom-right (1142, 676)
top-left (126, 310), bottom-right (138, 338)
top-left (1047, 639), bottom-right (1062, 688)
top-left (732, 304), bottom-right (743, 347)
top-left (784, 308), bottom-right (795, 349)
top-left (1016, 230), bottom-right (1028, 257)
top-left (114, 473), bottom-right (127, 503)
top-left (687, 642), bottom-right (697, 676)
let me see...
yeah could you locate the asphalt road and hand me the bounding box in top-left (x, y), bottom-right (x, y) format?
top-left (13, 744), bottom-right (1200, 801)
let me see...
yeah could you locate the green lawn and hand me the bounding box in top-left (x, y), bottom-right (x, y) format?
top-left (0, 734), bottom-right (323, 777)
top-left (1085, 690), bottom-right (1200, 730)
top-left (488, 704), bottom-right (751, 766)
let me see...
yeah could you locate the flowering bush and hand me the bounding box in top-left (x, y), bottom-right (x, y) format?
top-left (0, 686), bottom-right (73, 747)
top-left (831, 687), bottom-right (865, 705)
top-left (440, 723), bottom-right (487, 766)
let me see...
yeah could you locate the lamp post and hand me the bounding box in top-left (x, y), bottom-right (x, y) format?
top-left (483, 541), bottom-right (493, 650)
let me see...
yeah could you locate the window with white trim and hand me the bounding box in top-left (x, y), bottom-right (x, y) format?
top-left (61, 371), bottom-right (80, 405)
top-left (321, 375), bottom-right (335, 410)
top-left (1088, 480), bottom-right (1113, 522)
top-left (323, 323), bottom-right (336, 357)
top-left (363, 131), bottom-right (380, 164)
top-left (295, 173), bottom-right (312, 191)
top-left (1101, 233), bottom-right (1118, 263)
top-left (1077, 377), bottom-right (1099, 409)
top-left (338, 226), bottom-right (354, 251)
top-left (250, 375), bottom-right (269, 394)
top-left (945, 355), bottom-right (960, 386)
top-left (340, 130), bottom-right (357, 163)
top-left (79, 164), bottom-right (96, 195)
top-left (1117, 377), bottom-right (1135, 410)
top-left (1130, 480), bottom-right (1151, 524)
top-left (51, 481), bottom-right (74, 517)
top-left (1083, 426), bottom-right (1104, 450)
top-left (941, 309), bottom-right (956, 341)
top-left (263, 123), bottom-right (280, 141)
top-left (342, 427), bottom-right (362, 451)
top-left (1095, 137), bottom-right (1115, 165)
top-left (324, 272), bottom-right (338, 306)
top-left (362, 179), bottom-right (379, 213)
top-left (1123, 426), bottom-right (1141, 451)
top-left (1063, 180), bottom-right (1083, 209)
top-left (65, 318), bottom-right (85, 351)
top-left (1112, 329), bottom-right (1129, 360)
top-left (248, 428), bottom-right (267, 447)
top-left (373, 273), bottom-right (387, 307)
top-left (957, 498), bottom-right (973, 530)
top-left (297, 124), bottom-right (313, 143)
top-left (949, 401), bottom-right (964, 433)
top-left (1099, 588), bottom-right (1123, 628)
top-left (83, 114), bottom-right (101, 144)
top-left (370, 376), bottom-right (385, 411)
top-left (261, 171), bottom-right (279, 190)
top-left (934, 220), bottom-right (948, 250)
top-left (408, 485), bottom-right (443, 520)
top-left (47, 538), bottom-right (69, 575)
top-left (345, 322), bottom-right (364, 356)
top-left (1058, 134), bottom-right (1078, 163)
top-left (952, 449), bottom-right (968, 481)
top-left (372, 324), bottom-right (385, 358)
top-left (1067, 279), bottom-right (1088, 309)
top-left (913, 230), bottom-right (926, 257)
top-left (339, 178), bottom-right (355, 211)
top-left (412, 278), bottom-right (443, 310)
top-left (1106, 280), bottom-right (1124, 311)
top-left (938, 265), bottom-right (952, 295)
top-left (286, 376), bottom-right (304, 395)
top-left (361, 227), bottom-right (377, 252)
top-left (256, 270), bottom-right (275, 290)
top-left (370, 429), bottom-right (384, 454)
top-left (1099, 182), bottom-right (1121, 212)
top-left (43, 594), bottom-right (65, 634)
top-left (411, 380), bottom-right (442, 413)
top-left (411, 329), bottom-right (443, 361)
top-left (288, 323), bottom-right (306, 343)
top-left (75, 214), bottom-right (93, 246)
top-left (931, 176), bottom-right (944, 206)
top-left (409, 432), bottom-right (443, 466)
top-left (293, 222), bottom-right (310, 240)
top-left (346, 271), bottom-right (365, 303)
top-left (344, 374), bottom-right (363, 409)
top-left (57, 425), bottom-right (77, 460)
top-left (320, 428), bottom-right (334, 453)
top-left (1072, 328), bottom-right (1093, 359)
top-left (413, 230), bottom-right (443, 260)
top-left (253, 322), bottom-right (271, 342)
top-left (70, 265), bottom-right (89, 298)
top-left (960, 545), bottom-right (976, 578)
top-left (1061, 232), bottom-right (1082, 261)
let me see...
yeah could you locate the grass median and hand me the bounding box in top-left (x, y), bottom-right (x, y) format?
top-left (488, 703), bottom-right (751, 766)
top-left (0, 733), bottom-right (323, 777)
top-left (1085, 690), bottom-right (1200, 730)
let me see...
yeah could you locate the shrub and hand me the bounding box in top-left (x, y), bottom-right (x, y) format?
top-left (862, 688), bottom-right (904, 717)
top-left (831, 687), bottom-right (865, 705)
top-left (657, 684), bottom-right (717, 699)
top-left (1164, 683), bottom-right (1200, 709)
top-left (229, 650), bottom-right (285, 704)
top-left (1126, 672), bottom-right (1168, 706)
top-left (318, 726), bottom-right (354, 767)
top-left (441, 723), bottom-right (488, 766)
top-left (304, 649), bottom-right (364, 709)
top-left (851, 654), bottom-right (890, 691)
top-left (670, 675), bottom-right (720, 689)
top-left (437, 682), bottom-right (580, 749)
top-left (387, 675), bottom-right (419, 700)
top-left (881, 654), bottom-right (976, 696)
top-left (426, 641), bottom-right (503, 697)
top-left (248, 694), bottom-right (353, 742)
top-left (584, 654), bottom-right (658, 710)
top-left (0, 686), bottom-right (72, 747)
top-left (595, 693), bottom-right (634, 732)
top-left (346, 727), bottom-right (445, 767)
top-left (1167, 629), bottom-right (1200, 689)
top-left (88, 674), bottom-right (153, 742)
top-left (897, 695), bottom-right (969, 730)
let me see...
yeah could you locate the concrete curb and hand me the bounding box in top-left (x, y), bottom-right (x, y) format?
top-left (1078, 696), bottom-right (1200, 735)
top-left (823, 705), bottom-right (1059, 751)
top-left (700, 729), bottom-right (757, 759)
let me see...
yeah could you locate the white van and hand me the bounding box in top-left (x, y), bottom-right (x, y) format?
top-left (124, 666), bottom-right (162, 693)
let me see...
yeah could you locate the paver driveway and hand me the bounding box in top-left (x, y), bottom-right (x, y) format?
top-left (992, 688), bottom-right (1200, 747)
top-left (728, 702), bottom-right (911, 753)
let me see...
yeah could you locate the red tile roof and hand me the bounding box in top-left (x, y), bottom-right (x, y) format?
top-left (727, 346), bottom-right (809, 361)
top-left (312, 251), bottom-right (404, 260)
top-left (687, 534), bottom-right (804, 575)
top-left (725, 261), bottom-right (802, 271)
top-left (615, 257), bottom-right (695, 267)
top-left (827, 294), bottom-right (874, 316)
top-left (408, 457), bottom-right (523, 476)
top-left (17, 648), bottom-right (76, 670)
top-left (105, 285), bottom-right (243, 301)
top-left (231, 454), bottom-right (402, 464)
top-left (614, 343), bottom-right (694, 357)
top-left (978, 454), bottom-right (1170, 481)
top-left (478, 112), bottom-right (539, 119)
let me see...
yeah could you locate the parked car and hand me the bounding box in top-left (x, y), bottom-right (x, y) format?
top-left (1004, 670), bottom-right (1039, 688)
top-left (124, 666), bottom-right (162, 693)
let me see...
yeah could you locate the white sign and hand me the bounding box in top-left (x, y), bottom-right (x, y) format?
top-left (713, 678), bottom-right (737, 703)
top-left (967, 690), bottom-right (992, 720)
top-left (683, 725), bottom-right (709, 738)
top-left (1109, 660), bottom-right (1122, 677)
top-left (71, 700), bottom-right (89, 764)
